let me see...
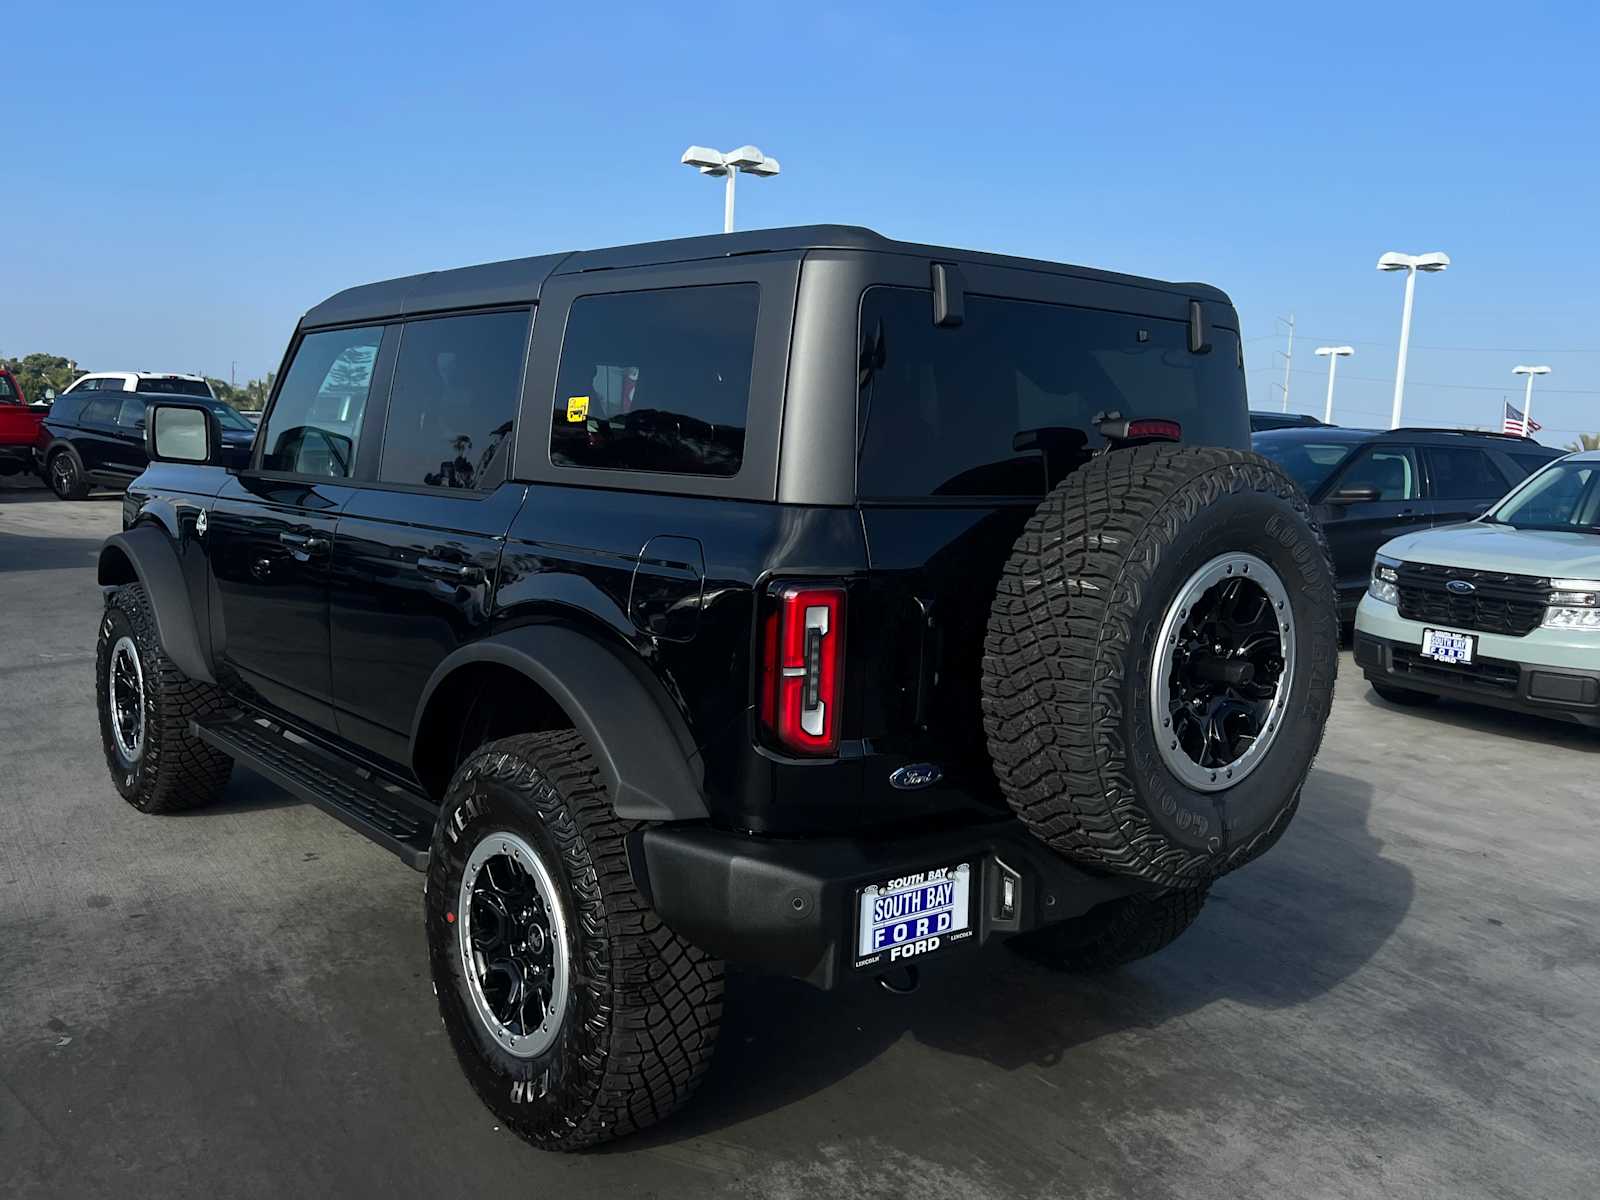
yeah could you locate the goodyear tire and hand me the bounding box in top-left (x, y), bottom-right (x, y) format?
top-left (1009, 887), bottom-right (1207, 972)
top-left (96, 583), bottom-right (233, 812)
top-left (983, 446), bottom-right (1337, 889)
top-left (425, 730), bottom-right (723, 1151)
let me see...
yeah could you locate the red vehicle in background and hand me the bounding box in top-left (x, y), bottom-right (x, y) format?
top-left (0, 368), bottom-right (49, 481)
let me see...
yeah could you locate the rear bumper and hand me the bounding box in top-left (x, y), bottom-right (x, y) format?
top-left (631, 817), bottom-right (1154, 989)
top-left (0, 445), bottom-right (33, 473)
top-left (1354, 597), bottom-right (1600, 726)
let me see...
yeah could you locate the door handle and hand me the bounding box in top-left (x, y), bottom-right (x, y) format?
top-left (417, 555), bottom-right (482, 583)
top-left (279, 530), bottom-right (330, 557)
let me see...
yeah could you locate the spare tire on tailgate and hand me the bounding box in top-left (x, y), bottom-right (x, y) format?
top-left (982, 445), bottom-right (1337, 889)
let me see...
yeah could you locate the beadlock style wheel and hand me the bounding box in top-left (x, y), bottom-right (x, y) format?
top-left (457, 831), bottom-right (571, 1060)
top-left (108, 634), bottom-right (146, 763)
top-left (1149, 552), bottom-right (1294, 793)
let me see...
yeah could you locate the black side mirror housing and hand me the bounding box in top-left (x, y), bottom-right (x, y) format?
top-left (145, 403), bottom-right (223, 465)
top-left (1329, 484), bottom-right (1381, 505)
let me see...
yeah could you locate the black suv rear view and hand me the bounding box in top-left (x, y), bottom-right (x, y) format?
top-left (95, 226), bottom-right (1337, 1149)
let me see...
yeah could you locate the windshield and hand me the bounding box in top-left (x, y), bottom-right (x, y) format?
top-left (1252, 436), bottom-right (1358, 496)
top-left (201, 400), bottom-right (255, 432)
top-left (1488, 460), bottom-right (1600, 533)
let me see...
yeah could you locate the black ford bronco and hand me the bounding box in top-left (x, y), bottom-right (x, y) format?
top-left (95, 226), bottom-right (1337, 1150)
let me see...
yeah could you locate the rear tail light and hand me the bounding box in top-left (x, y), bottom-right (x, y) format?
top-left (761, 584), bottom-right (846, 756)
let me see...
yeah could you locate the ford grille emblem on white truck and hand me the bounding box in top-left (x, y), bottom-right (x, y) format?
top-left (1446, 579), bottom-right (1475, 594)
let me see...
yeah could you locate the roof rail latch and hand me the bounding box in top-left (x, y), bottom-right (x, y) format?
top-left (1188, 300), bottom-right (1212, 354)
top-left (931, 263), bottom-right (965, 327)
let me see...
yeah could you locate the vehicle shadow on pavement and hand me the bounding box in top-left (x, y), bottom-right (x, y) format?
top-left (166, 766), bottom-right (306, 816)
top-left (610, 767), bottom-right (1410, 1151)
top-left (1359, 681), bottom-right (1600, 754)
top-left (0, 531), bottom-right (107, 573)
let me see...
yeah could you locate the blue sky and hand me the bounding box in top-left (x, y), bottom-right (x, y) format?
top-left (6, 1), bottom-right (1597, 444)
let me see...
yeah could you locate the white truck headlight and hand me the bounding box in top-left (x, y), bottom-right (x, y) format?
top-left (1544, 579), bottom-right (1600, 629)
top-left (1369, 554), bottom-right (1401, 605)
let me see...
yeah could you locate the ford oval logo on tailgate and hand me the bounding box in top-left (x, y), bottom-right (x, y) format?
top-left (1446, 579), bottom-right (1476, 595)
top-left (890, 763), bottom-right (943, 790)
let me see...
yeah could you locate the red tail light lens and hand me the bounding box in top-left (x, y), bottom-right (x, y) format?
top-left (1126, 418), bottom-right (1182, 442)
top-left (762, 584), bottom-right (846, 756)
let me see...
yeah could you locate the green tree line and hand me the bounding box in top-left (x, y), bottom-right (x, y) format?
top-left (1, 352), bottom-right (274, 411)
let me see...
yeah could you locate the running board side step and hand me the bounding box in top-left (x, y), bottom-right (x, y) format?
top-left (192, 713), bottom-right (435, 870)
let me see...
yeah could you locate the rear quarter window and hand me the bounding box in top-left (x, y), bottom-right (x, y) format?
top-left (856, 287), bottom-right (1248, 498)
top-left (549, 284), bottom-right (760, 478)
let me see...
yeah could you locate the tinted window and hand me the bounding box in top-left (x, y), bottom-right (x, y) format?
top-left (200, 400), bottom-right (254, 432)
top-left (114, 395), bottom-right (146, 429)
top-left (1509, 450), bottom-right (1558, 478)
top-left (857, 288), bottom-right (1249, 498)
top-left (1426, 446), bottom-right (1511, 501)
top-left (136, 377), bottom-right (211, 397)
top-left (0, 376), bottom-right (16, 402)
top-left (80, 396), bottom-right (120, 425)
top-left (551, 284), bottom-right (759, 477)
top-left (1337, 446), bottom-right (1420, 501)
top-left (379, 310), bottom-right (528, 490)
top-left (261, 326), bottom-right (383, 477)
top-left (1254, 436), bottom-right (1358, 497)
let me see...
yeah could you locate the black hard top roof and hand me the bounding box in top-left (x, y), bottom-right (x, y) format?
top-left (300, 225), bottom-right (1233, 329)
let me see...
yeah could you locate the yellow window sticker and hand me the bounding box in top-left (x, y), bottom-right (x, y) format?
top-left (566, 396), bottom-right (589, 423)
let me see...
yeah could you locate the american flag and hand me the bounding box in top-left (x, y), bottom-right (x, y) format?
top-left (1503, 400), bottom-right (1542, 436)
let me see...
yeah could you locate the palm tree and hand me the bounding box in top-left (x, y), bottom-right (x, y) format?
top-left (1567, 433), bottom-right (1600, 452)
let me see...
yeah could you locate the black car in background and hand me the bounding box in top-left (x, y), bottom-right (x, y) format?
top-left (1252, 426), bottom-right (1563, 619)
top-left (36, 390), bottom-right (256, 499)
top-left (1250, 410), bottom-right (1328, 432)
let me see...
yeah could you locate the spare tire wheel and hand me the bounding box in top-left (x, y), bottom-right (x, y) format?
top-left (982, 445), bottom-right (1337, 889)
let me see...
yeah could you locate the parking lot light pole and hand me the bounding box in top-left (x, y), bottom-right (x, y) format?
top-left (1314, 345), bottom-right (1354, 423)
top-left (680, 145), bottom-right (782, 233)
top-left (1377, 251), bottom-right (1450, 428)
top-left (1512, 364), bottom-right (1551, 431)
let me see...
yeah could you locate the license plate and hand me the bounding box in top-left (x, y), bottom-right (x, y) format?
top-left (1421, 628), bottom-right (1475, 664)
top-left (853, 862), bottom-right (974, 971)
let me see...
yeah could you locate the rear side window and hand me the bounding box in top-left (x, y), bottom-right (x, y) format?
top-left (379, 310), bottom-right (529, 490)
top-left (857, 287), bottom-right (1249, 498)
top-left (114, 396), bottom-right (146, 429)
top-left (0, 376), bottom-right (16, 402)
top-left (1425, 446), bottom-right (1511, 500)
top-left (136, 377), bottom-right (210, 397)
top-left (80, 396), bottom-right (119, 425)
top-left (261, 326), bottom-right (383, 477)
top-left (550, 284), bottom-right (759, 477)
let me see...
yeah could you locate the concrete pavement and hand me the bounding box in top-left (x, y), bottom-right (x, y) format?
top-left (2, 478), bottom-right (1597, 1199)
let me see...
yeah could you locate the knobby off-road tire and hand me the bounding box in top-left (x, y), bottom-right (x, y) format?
top-left (425, 731), bottom-right (723, 1151)
top-left (95, 583), bottom-right (233, 812)
top-left (983, 446), bottom-right (1338, 890)
top-left (1009, 888), bottom-right (1208, 972)
top-left (1370, 680), bottom-right (1440, 707)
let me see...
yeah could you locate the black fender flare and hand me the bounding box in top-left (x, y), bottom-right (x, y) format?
top-left (412, 626), bottom-right (709, 822)
top-left (98, 525), bottom-right (215, 685)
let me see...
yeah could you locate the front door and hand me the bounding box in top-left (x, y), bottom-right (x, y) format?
top-left (108, 394), bottom-right (151, 478)
top-left (205, 323), bottom-right (388, 728)
top-left (1315, 444), bottom-right (1425, 610)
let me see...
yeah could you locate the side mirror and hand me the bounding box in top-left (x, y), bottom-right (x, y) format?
top-left (146, 403), bottom-right (222, 465)
top-left (1329, 484), bottom-right (1381, 504)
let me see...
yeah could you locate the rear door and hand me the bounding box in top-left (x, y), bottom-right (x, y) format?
top-left (73, 390), bottom-right (123, 477)
top-left (327, 308), bottom-right (532, 767)
top-left (1422, 443), bottom-right (1517, 527)
top-left (206, 324), bottom-right (389, 727)
top-left (851, 264), bottom-right (1249, 813)
top-left (108, 394), bottom-right (150, 477)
